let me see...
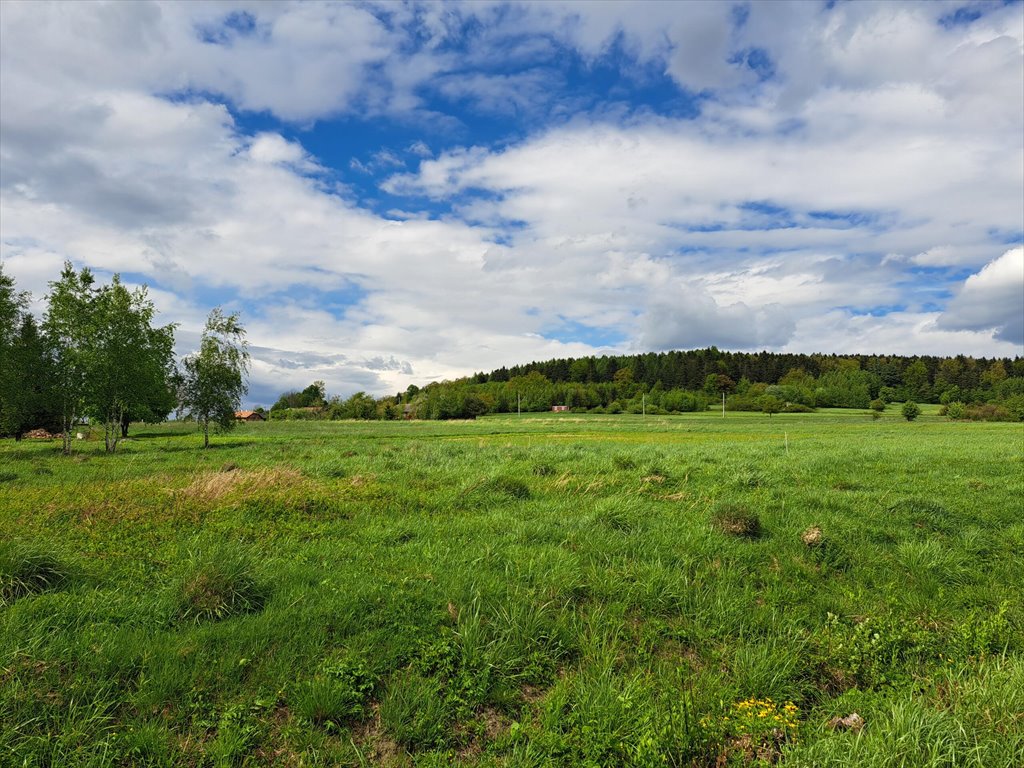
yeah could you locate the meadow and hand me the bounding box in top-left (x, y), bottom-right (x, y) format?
top-left (1, 408), bottom-right (1022, 767)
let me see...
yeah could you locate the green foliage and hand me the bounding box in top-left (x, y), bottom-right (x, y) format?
top-left (759, 394), bottom-right (784, 417)
top-left (8, 263), bottom-right (176, 450)
top-left (86, 276), bottom-right (177, 453)
top-left (901, 401), bottom-right (921, 421)
top-left (42, 262), bottom-right (96, 454)
top-left (293, 656), bottom-right (376, 728)
top-left (817, 612), bottom-right (938, 689)
top-left (178, 308), bottom-right (249, 448)
top-left (944, 401), bottom-right (966, 420)
top-left (271, 380), bottom-right (326, 412)
top-left (869, 398), bottom-right (885, 412)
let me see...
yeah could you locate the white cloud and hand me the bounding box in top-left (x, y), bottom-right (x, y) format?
top-left (935, 247), bottom-right (1024, 346)
top-left (1, 1), bottom-right (1022, 405)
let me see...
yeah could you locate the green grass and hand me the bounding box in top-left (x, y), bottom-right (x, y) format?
top-left (1, 410), bottom-right (1022, 766)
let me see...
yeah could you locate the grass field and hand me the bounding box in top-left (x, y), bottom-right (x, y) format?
top-left (2, 409), bottom-right (1022, 767)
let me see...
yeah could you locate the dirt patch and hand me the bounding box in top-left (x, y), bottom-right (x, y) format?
top-left (716, 730), bottom-right (787, 766)
top-left (654, 639), bottom-right (703, 670)
top-left (827, 712), bottom-right (865, 732)
top-left (253, 706), bottom-right (303, 767)
top-left (457, 706), bottom-right (512, 759)
top-left (521, 684), bottom-right (547, 705)
top-left (351, 705), bottom-right (409, 767)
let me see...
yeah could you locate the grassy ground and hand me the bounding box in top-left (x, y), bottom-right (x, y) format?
top-left (1, 409), bottom-right (1022, 767)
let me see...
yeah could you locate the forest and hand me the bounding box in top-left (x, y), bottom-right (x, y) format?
top-left (272, 351), bottom-right (1024, 423)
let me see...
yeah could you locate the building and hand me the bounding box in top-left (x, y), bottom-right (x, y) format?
top-left (551, 405), bottom-right (570, 412)
top-left (235, 410), bottom-right (265, 421)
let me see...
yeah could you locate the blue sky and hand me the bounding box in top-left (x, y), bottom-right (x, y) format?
top-left (1, 0), bottom-right (1022, 405)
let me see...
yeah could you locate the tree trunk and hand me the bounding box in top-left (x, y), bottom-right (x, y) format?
top-left (62, 416), bottom-right (73, 455)
top-left (121, 412), bottom-right (130, 438)
top-left (203, 420), bottom-right (210, 448)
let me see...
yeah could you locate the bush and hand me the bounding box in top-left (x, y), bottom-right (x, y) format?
top-left (1004, 394), bottom-right (1024, 421)
top-left (901, 401), bottom-right (921, 421)
top-left (964, 404), bottom-right (1014, 422)
top-left (869, 398), bottom-right (885, 412)
top-left (175, 542), bottom-right (268, 623)
top-left (944, 401), bottom-right (966, 420)
top-left (711, 503), bottom-right (762, 538)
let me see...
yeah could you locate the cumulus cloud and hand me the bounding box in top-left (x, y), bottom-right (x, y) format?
top-left (1, 1), bottom-right (1022, 404)
top-left (935, 248), bottom-right (1024, 346)
top-left (642, 295), bottom-right (795, 351)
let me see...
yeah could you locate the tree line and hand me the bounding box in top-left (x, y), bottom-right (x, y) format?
top-left (269, 348), bottom-right (1023, 424)
top-left (0, 263), bottom-right (250, 450)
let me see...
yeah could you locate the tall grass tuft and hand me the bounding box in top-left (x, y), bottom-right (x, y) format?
top-left (710, 503), bottom-right (763, 538)
top-left (174, 541), bottom-right (268, 623)
top-left (0, 540), bottom-right (72, 605)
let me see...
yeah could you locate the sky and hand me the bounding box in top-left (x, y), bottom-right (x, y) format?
top-left (1, 0), bottom-right (1022, 406)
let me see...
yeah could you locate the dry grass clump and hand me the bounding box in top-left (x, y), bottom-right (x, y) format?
top-left (801, 526), bottom-right (824, 548)
top-left (181, 466), bottom-right (304, 502)
top-left (711, 503), bottom-right (763, 538)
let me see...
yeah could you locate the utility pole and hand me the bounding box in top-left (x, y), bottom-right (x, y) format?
top-left (517, 393), bottom-right (521, 416)
top-left (642, 393), bottom-right (646, 419)
top-left (722, 391), bottom-right (726, 417)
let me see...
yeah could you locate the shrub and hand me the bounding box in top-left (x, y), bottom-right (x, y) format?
top-left (0, 541), bottom-right (71, 605)
top-left (869, 398), bottom-right (885, 412)
top-left (1003, 393), bottom-right (1024, 421)
top-left (944, 401), bottom-right (966, 420)
top-left (964, 403), bottom-right (1015, 422)
top-left (711, 503), bottom-right (762, 538)
top-left (901, 401), bottom-right (921, 421)
top-left (175, 542), bottom-right (268, 623)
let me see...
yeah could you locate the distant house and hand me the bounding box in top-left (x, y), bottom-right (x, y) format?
top-left (235, 410), bottom-right (265, 422)
top-left (551, 405), bottom-right (570, 412)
